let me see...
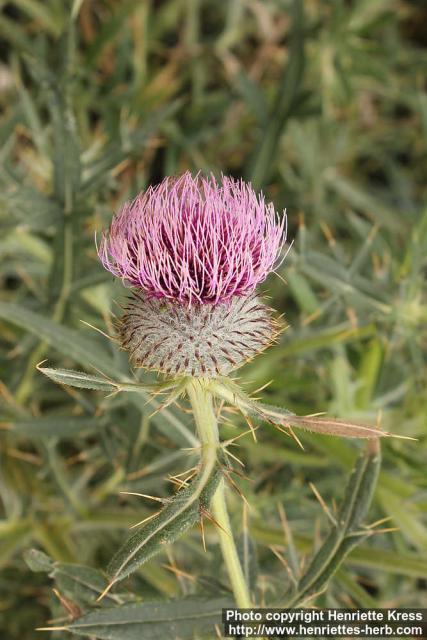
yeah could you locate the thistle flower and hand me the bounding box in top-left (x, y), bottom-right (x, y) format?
top-left (99, 172), bottom-right (286, 377)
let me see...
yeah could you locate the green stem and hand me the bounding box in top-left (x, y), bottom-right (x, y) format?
top-left (187, 380), bottom-right (252, 609)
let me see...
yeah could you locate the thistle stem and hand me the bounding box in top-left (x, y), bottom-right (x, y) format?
top-left (187, 380), bottom-right (252, 609)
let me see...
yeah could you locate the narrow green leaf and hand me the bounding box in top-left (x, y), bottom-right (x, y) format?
top-left (37, 365), bottom-right (183, 395)
top-left (41, 598), bottom-right (230, 639)
top-left (377, 487), bottom-right (427, 550)
top-left (52, 563), bottom-right (119, 606)
top-left (8, 416), bottom-right (105, 439)
top-left (286, 269), bottom-right (320, 314)
top-left (325, 171), bottom-right (401, 231)
top-left (24, 548), bottom-right (54, 572)
top-left (248, 0), bottom-right (305, 188)
top-left (335, 569), bottom-right (378, 608)
top-left (107, 465), bottom-right (222, 587)
top-left (212, 379), bottom-right (392, 439)
top-left (347, 547), bottom-right (427, 579)
top-left (234, 70), bottom-right (268, 124)
top-left (284, 440), bottom-right (381, 606)
top-left (0, 520), bottom-right (33, 567)
top-left (251, 527), bottom-right (427, 578)
top-left (237, 531), bottom-right (258, 593)
top-left (25, 549), bottom-right (125, 605)
top-left (37, 367), bottom-right (117, 392)
top-left (337, 439), bottom-right (381, 530)
top-left (355, 339), bottom-right (383, 409)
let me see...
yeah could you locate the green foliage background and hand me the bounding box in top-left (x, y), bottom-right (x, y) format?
top-left (0, 0), bottom-right (426, 637)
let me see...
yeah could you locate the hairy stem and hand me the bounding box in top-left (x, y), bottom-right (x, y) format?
top-left (187, 380), bottom-right (252, 609)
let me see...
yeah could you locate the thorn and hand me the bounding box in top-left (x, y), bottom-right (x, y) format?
top-left (80, 320), bottom-right (116, 342)
top-left (303, 412), bottom-right (327, 418)
top-left (366, 516), bottom-right (393, 529)
top-left (168, 468), bottom-right (197, 487)
top-left (223, 425), bottom-right (260, 446)
top-left (319, 220), bottom-right (336, 247)
top-left (302, 309), bottom-right (322, 326)
top-left (272, 423), bottom-right (292, 438)
top-left (288, 425), bottom-right (305, 450)
top-left (161, 563), bottom-right (195, 581)
top-left (269, 546), bottom-right (298, 586)
top-left (104, 389), bottom-right (121, 399)
top-left (96, 580), bottom-right (115, 602)
top-left (367, 527), bottom-right (400, 535)
top-left (243, 415), bottom-right (257, 442)
top-left (199, 514), bottom-right (207, 552)
top-left (130, 510), bottom-right (161, 529)
top-left (119, 491), bottom-right (164, 503)
top-left (170, 465), bottom-right (199, 479)
top-left (167, 476), bottom-right (190, 489)
top-left (277, 503), bottom-right (293, 547)
top-left (223, 447), bottom-right (245, 468)
top-left (200, 507), bottom-right (229, 537)
top-left (274, 270), bottom-right (288, 286)
top-left (224, 471), bottom-right (249, 506)
top-left (52, 588), bottom-right (81, 619)
top-left (252, 379), bottom-right (274, 394)
top-left (225, 467), bottom-right (253, 482)
top-left (309, 482), bottom-right (337, 525)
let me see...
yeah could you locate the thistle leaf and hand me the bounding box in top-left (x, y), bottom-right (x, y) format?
top-left (212, 379), bottom-right (394, 439)
top-left (37, 365), bottom-right (179, 395)
top-left (39, 598), bottom-right (231, 639)
top-left (37, 367), bottom-right (117, 392)
top-left (25, 549), bottom-right (123, 606)
top-left (106, 464), bottom-right (222, 588)
top-left (8, 415), bottom-right (105, 439)
top-left (284, 440), bottom-right (381, 606)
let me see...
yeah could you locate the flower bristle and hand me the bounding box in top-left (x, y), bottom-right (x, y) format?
top-left (99, 172), bottom-right (286, 306)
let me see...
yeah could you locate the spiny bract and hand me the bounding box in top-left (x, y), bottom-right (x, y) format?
top-left (121, 294), bottom-right (280, 377)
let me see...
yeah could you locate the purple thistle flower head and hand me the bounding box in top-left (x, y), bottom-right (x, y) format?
top-left (98, 172), bottom-right (286, 306)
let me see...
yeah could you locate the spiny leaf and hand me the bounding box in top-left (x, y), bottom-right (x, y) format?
top-left (37, 366), bottom-right (117, 392)
top-left (212, 379), bottom-right (396, 439)
top-left (37, 365), bottom-right (180, 395)
top-left (6, 415), bottom-right (105, 439)
top-left (284, 439), bottom-right (381, 606)
top-left (39, 597), bottom-right (231, 639)
top-left (25, 549), bottom-right (124, 605)
top-left (106, 464), bottom-right (223, 588)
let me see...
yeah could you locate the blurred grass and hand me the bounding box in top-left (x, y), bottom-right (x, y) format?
top-left (0, 0), bottom-right (426, 637)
